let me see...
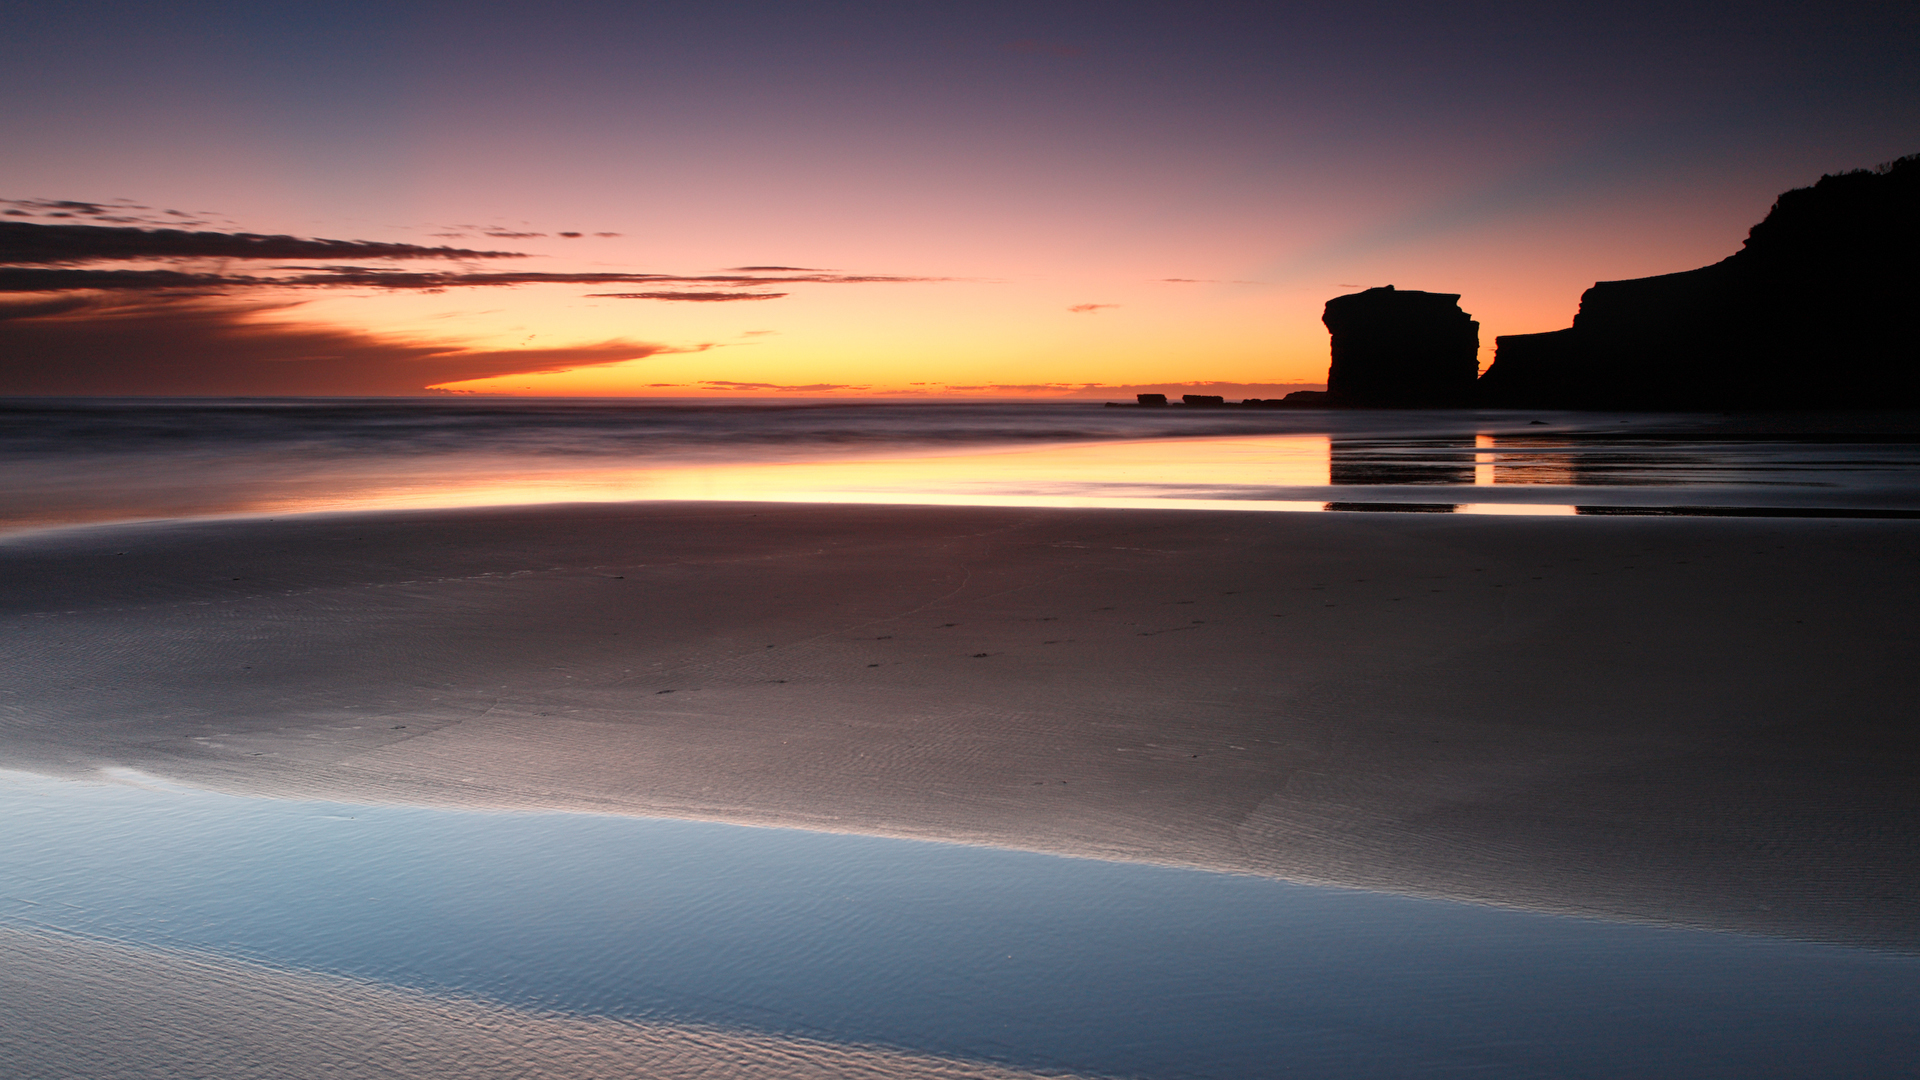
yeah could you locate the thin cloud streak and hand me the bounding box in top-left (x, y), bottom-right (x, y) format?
top-left (0, 267), bottom-right (940, 294)
top-left (0, 222), bottom-right (523, 265)
top-left (2, 198), bottom-right (233, 229)
top-left (590, 292), bottom-right (789, 302)
top-left (697, 380), bottom-right (867, 392)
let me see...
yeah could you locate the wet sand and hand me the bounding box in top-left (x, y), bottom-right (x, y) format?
top-left (4, 501), bottom-right (1916, 948)
top-left (0, 927), bottom-right (1064, 1080)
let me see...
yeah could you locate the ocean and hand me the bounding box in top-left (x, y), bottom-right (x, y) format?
top-left (6, 397), bottom-right (1920, 533)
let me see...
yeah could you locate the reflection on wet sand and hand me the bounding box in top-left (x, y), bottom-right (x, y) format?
top-left (1324, 435), bottom-right (1644, 487)
top-left (1331, 434), bottom-right (1688, 487)
top-left (1476, 433), bottom-right (1576, 485)
top-left (1329, 430), bottom-right (1920, 495)
top-left (1329, 438), bottom-right (1477, 485)
top-left (0, 435), bottom-right (1334, 532)
top-left (9, 421), bottom-right (1920, 536)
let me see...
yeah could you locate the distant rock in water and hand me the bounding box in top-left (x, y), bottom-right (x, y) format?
top-left (1321, 286), bottom-right (1480, 406)
top-left (1481, 153), bottom-right (1920, 409)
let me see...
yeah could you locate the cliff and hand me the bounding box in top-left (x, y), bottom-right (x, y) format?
top-left (1479, 154), bottom-right (1920, 409)
top-left (1321, 286), bottom-right (1480, 406)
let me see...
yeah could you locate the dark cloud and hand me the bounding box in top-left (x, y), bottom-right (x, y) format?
top-left (558, 232), bottom-right (583, 238)
top-left (482, 231), bottom-right (546, 238)
top-left (291, 269), bottom-right (930, 288)
top-left (0, 221), bottom-right (524, 266)
top-left (0, 221), bottom-right (943, 302)
top-left (1067, 303), bottom-right (1118, 313)
top-left (0, 294), bottom-right (684, 395)
top-left (280, 269), bottom-right (678, 289)
top-left (593, 232), bottom-right (623, 238)
top-left (0, 242), bottom-right (944, 295)
top-left (0, 268), bottom-right (251, 292)
top-left (0, 213), bottom-right (951, 392)
top-left (589, 291), bottom-right (788, 302)
top-left (0, 266), bottom-right (940, 295)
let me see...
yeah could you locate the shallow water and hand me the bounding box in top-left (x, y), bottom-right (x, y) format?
top-left (2, 770), bottom-right (1916, 1079)
top-left (6, 398), bottom-right (1920, 531)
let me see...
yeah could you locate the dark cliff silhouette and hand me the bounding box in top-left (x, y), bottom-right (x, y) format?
top-left (1480, 154), bottom-right (1920, 409)
top-left (1321, 286), bottom-right (1480, 406)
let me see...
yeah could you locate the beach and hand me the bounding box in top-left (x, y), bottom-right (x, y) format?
top-left (9, 498), bottom-right (1916, 950)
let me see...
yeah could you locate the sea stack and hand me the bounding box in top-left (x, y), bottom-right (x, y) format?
top-left (1321, 286), bottom-right (1480, 406)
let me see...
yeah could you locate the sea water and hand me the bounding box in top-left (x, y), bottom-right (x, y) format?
top-left (6, 397), bottom-right (1920, 531)
top-left (2, 770), bottom-right (1916, 1080)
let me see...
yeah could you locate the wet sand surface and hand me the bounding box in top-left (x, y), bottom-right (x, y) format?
top-left (0, 927), bottom-right (1061, 1080)
top-left (4, 501), bottom-right (1917, 948)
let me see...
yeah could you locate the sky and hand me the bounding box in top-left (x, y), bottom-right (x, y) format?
top-left (1, 0), bottom-right (1915, 397)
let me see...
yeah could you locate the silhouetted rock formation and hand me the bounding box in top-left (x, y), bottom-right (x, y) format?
top-left (1481, 153), bottom-right (1920, 409)
top-left (1137, 393), bottom-right (1168, 406)
top-left (1182, 394), bottom-right (1226, 406)
top-left (1241, 391), bottom-right (1331, 407)
top-left (1321, 286), bottom-right (1480, 406)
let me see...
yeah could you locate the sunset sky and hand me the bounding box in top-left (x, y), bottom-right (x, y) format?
top-left (3, 0), bottom-right (1915, 396)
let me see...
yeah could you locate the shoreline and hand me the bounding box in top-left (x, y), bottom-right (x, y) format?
top-left (6, 500), bottom-right (1917, 950)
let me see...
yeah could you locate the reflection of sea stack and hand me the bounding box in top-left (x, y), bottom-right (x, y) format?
top-left (1480, 153), bottom-right (1919, 409)
top-left (1321, 286), bottom-right (1480, 406)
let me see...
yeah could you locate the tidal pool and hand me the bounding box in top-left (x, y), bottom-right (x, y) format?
top-left (2, 769), bottom-right (1915, 1079)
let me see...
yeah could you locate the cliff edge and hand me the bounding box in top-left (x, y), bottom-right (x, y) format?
top-left (1479, 154), bottom-right (1919, 409)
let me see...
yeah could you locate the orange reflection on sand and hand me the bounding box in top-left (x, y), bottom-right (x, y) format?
top-left (1475, 433), bottom-right (1496, 486)
top-left (1455, 503), bottom-right (1578, 516)
top-left (1474, 433), bottom-right (1582, 485)
top-left (252, 435), bottom-right (1336, 517)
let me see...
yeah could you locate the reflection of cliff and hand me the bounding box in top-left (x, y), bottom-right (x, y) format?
top-left (1476, 434), bottom-right (1579, 486)
top-left (1486, 434), bottom-right (1808, 486)
top-left (1330, 438), bottom-right (1475, 484)
top-left (1480, 154), bottom-right (1919, 409)
top-left (1334, 434), bottom-right (1706, 486)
